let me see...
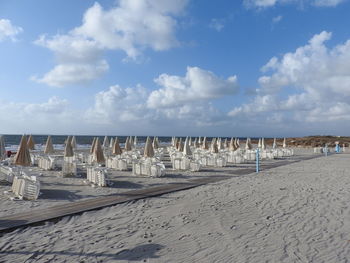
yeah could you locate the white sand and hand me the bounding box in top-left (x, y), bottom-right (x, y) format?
top-left (1, 150), bottom-right (349, 262)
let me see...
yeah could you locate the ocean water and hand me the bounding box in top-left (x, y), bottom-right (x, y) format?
top-left (1, 135), bottom-right (170, 151)
top-left (1, 134), bottom-right (247, 151)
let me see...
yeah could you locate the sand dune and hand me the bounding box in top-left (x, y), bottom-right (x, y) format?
top-left (1, 153), bottom-right (350, 262)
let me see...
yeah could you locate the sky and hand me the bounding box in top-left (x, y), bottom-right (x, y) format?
top-left (0, 0), bottom-right (350, 137)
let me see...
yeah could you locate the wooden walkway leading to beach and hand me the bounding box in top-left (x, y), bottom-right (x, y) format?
top-left (0, 154), bottom-right (322, 233)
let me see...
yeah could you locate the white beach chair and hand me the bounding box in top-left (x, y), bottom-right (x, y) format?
top-left (86, 166), bottom-right (109, 187)
top-left (132, 159), bottom-right (165, 177)
top-left (61, 161), bottom-right (77, 177)
top-left (11, 173), bottom-right (40, 200)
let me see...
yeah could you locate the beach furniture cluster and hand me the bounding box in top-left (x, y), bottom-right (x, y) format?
top-left (167, 136), bottom-right (294, 171)
top-left (131, 137), bottom-right (166, 177)
top-left (0, 134), bottom-right (297, 201)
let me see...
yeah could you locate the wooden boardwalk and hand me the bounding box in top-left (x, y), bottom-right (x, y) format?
top-left (0, 154), bottom-right (321, 233)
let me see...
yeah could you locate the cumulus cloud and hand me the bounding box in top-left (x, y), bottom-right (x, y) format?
top-left (0, 97), bottom-right (76, 133)
top-left (0, 19), bottom-right (22, 42)
top-left (31, 60), bottom-right (109, 87)
top-left (147, 66), bottom-right (239, 108)
top-left (85, 67), bottom-right (236, 134)
top-left (33, 0), bottom-right (188, 87)
top-left (209, 18), bottom-right (225, 32)
top-left (85, 84), bottom-right (150, 124)
top-left (244, 0), bottom-right (346, 8)
top-left (229, 31), bottom-right (350, 125)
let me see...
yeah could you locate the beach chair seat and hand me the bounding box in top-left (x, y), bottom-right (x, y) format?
top-left (215, 156), bottom-right (227, 167)
top-left (86, 166), bottom-right (109, 186)
top-left (61, 161), bottom-right (77, 177)
top-left (132, 159), bottom-right (165, 177)
top-left (244, 150), bottom-right (256, 161)
top-left (11, 173), bottom-right (40, 200)
top-left (189, 160), bottom-right (201, 171)
top-left (0, 165), bottom-right (21, 183)
top-left (38, 156), bottom-right (55, 170)
top-left (260, 150), bottom-right (274, 160)
top-left (132, 161), bottom-right (142, 175)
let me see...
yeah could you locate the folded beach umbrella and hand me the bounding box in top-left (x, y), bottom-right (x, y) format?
top-left (64, 137), bottom-right (74, 157)
top-left (125, 137), bottom-right (132, 151)
top-left (152, 137), bottom-right (159, 150)
top-left (217, 138), bottom-right (223, 150)
top-left (129, 136), bottom-right (134, 149)
top-left (93, 137), bottom-right (105, 164)
top-left (245, 138), bottom-right (252, 150)
top-left (257, 138), bottom-right (261, 148)
top-left (109, 137), bottom-right (114, 148)
top-left (177, 138), bottom-right (184, 152)
top-left (229, 137), bottom-right (236, 151)
top-left (0, 135), bottom-right (6, 160)
top-left (14, 135), bottom-right (31, 166)
top-left (193, 137), bottom-right (198, 148)
top-left (183, 137), bottom-right (192, 156)
top-left (198, 137), bottom-right (202, 144)
top-left (71, 136), bottom-right (77, 149)
top-left (223, 138), bottom-right (228, 148)
top-left (261, 138), bottom-right (266, 150)
top-left (134, 136), bottom-right (138, 148)
top-left (283, 138), bottom-right (287, 148)
top-left (144, 136), bottom-right (154, 158)
top-left (102, 136), bottom-right (110, 149)
top-left (174, 137), bottom-right (179, 150)
top-left (272, 138), bottom-right (277, 149)
top-left (44, 135), bottom-right (54, 154)
top-left (202, 137), bottom-right (209, 150)
top-left (188, 137), bottom-right (192, 147)
top-left (236, 138), bottom-right (240, 148)
top-left (90, 137), bottom-right (96, 154)
top-left (27, 135), bottom-right (35, 150)
top-left (65, 135), bottom-right (72, 145)
top-left (211, 138), bottom-right (219, 153)
top-left (112, 137), bottom-right (122, 155)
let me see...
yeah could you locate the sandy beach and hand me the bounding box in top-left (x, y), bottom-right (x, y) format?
top-left (0, 150), bottom-right (349, 262)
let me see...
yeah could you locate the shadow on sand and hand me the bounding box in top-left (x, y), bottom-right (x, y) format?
top-left (0, 243), bottom-right (165, 261)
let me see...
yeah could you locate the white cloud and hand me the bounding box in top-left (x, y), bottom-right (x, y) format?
top-left (31, 60), bottom-right (109, 88)
top-left (85, 68), bottom-right (235, 134)
top-left (85, 84), bottom-right (150, 124)
top-left (0, 97), bottom-right (77, 134)
top-left (0, 19), bottom-right (22, 42)
top-left (33, 0), bottom-right (188, 87)
top-left (147, 66), bottom-right (239, 108)
top-left (244, 0), bottom-right (346, 8)
top-left (244, 0), bottom-right (278, 8)
top-left (230, 31), bottom-right (350, 125)
top-left (272, 15), bottom-right (283, 23)
top-left (313, 0), bottom-right (345, 6)
top-left (209, 18), bottom-right (225, 32)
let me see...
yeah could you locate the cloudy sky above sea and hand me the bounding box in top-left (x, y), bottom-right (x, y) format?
top-left (1, 0), bottom-right (350, 137)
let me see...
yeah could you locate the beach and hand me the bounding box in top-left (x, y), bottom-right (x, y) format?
top-left (1, 150), bottom-right (349, 262)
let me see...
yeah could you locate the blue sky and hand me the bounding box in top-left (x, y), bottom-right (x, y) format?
top-left (0, 0), bottom-right (350, 137)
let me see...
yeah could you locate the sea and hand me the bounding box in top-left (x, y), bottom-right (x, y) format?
top-left (1, 135), bottom-right (236, 151)
top-left (1, 135), bottom-right (168, 151)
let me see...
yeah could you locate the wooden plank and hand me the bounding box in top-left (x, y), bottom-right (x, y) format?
top-left (0, 182), bottom-right (202, 232)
